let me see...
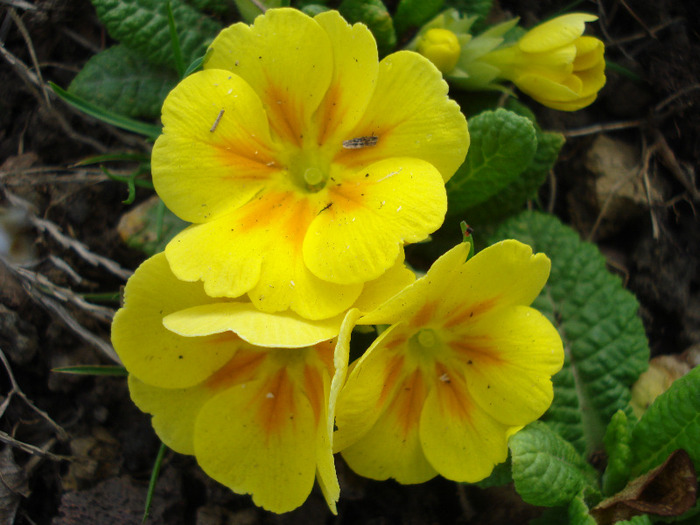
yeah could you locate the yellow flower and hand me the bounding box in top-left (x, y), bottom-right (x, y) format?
top-left (111, 252), bottom-right (389, 513)
top-left (333, 241), bottom-right (564, 483)
top-left (481, 13), bottom-right (606, 111)
top-left (152, 8), bottom-right (469, 321)
top-left (417, 28), bottom-right (462, 74)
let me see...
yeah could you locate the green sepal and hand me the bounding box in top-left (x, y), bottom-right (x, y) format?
top-left (393, 0), bottom-right (444, 37)
top-left (50, 82), bottom-right (162, 139)
top-left (90, 0), bottom-right (221, 69)
top-left (339, 0), bottom-right (396, 55)
top-left (118, 197), bottom-right (189, 256)
top-left (446, 108), bottom-right (537, 216)
top-left (491, 212), bottom-right (650, 457)
top-left (629, 366), bottom-right (700, 477)
top-left (510, 421), bottom-right (600, 508)
top-left (602, 409), bottom-right (635, 496)
top-left (68, 45), bottom-right (177, 120)
top-left (445, 0), bottom-right (492, 31)
top-left (233, 0), bottom-right (289, 23)
top-left (300, 4), bottom-right (330, 15)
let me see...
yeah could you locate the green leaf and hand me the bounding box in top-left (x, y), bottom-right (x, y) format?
top-left (142, 443), bottom-right (167, 524)
top-left (50, 82), bottom-right (162, 139)
top-left (233, 0), bottom-right (288, 23)
top-left (186, 0), bottom-right (232, 14)
top-left (446, 108), bottom-right (537, 217)
top-left (568, 494), bottom-right (597, 525)
top-left (118, 197), bottom-right (189, 256)
top-left (602, 410), bottom-right (635, 495)
top-left (491, 212), bottom-right (650, 457)
top-left (393, 0), bottom-right (444, 37)
top-left (91, 0), bottom-right (221, 69)
top-left (629, 366), bottom-right (700, 476)
top-left (473, 457), bottom-right (511, 488)
top-left (445, 0), bottom-right (492, 30)
top-left (69, 45), bottom-right (177, 119)
top-left (339, 0), bottom-right (396, 55)
top-left (510, 421), bottom-right (599, 507)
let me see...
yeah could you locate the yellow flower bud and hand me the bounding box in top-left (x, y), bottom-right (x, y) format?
top-left (417, 28), bottom-right (461, 74)
top-left (481, 14), bottom-right (606, 111)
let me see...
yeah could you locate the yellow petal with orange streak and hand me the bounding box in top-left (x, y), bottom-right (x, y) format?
top-left (152, 69), bottom-right (278, 223)
top-left (351, 249), bottom-right (416, 314)
top-left (163, 302), bottom-right (344, 348)
top-left (165, 191), bottom-right (362, 319)
top-left (334, 50), bottom-right (469, 182)
top-left (451, 305), bottom-right (563, 426)
top-left (194, 371), bottom-right (318, 514)
top-left (111, 253), bottom-right (238, 389)
top-left (419, 370), bottom-right (513, 483)
top-left (518, 13), bottom-right (597, 54)
top-left (311, 10), bottom-right (378, 147)
top-left (205, 8), bottom-right (332, 147)
top-left (339, 367), bottom-right (437, 483)
top-left (304, 157), bottom-right (446, 285)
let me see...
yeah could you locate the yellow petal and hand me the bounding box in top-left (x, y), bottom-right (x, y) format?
top-left (304, 157), bottom-right (447, 284)
top-left (334, 50), bottom-right (469, 182)
top-left (205, 8), bottom-right (332, 146)
top-left (359, 242), bottom-right (469, 325)
top-left (163, 302), bottom-right (344, 348)
top-left (194, 370), bottom-right (318, 513)
top-left (573, 36), bottom-right (604, 71)
top-left (111, 253), bottom-right (238, 389)
top-left (311, 10), bottom-right (379, 146)
top-left (152, 69), bottom-right (277, 223)
top-left (519, 14), bottom-right (598, 54)
top-left (128, 374), bottom-right (212, 455)
top-left (448, 305), bottom-right (563, 426)
top-left (165, 191), bottom-right (362, 319)
top-left (352, 249), bottom-right (416, 314)
top-left (334, 322), bottom-right (407, 452)
top-left (420, 373), bottom-right (513, 482)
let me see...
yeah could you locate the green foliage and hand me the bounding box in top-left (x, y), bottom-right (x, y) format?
top-left (446, 108), bottom-right (537, 217)
top-left (629, 366), bottom-right (700, 476)
top-left (90, 0), bottom-right (221, 69)
top-left (339, 0), bottom-right (396, 55)
top-left (445, 0), bottom-right (492, 30)
top-left (602, 410), bottom-right (634, 495)
top-left (510, 422), bottom-right (599, 507)
top-left (120, 198), bottom-right (189, 256)
top-left (393, 0), bottom-right (444, 37)
top-left (69, 45), bottom-right (177, 119)
top-left (492, 211), bottom-right (650, 457)
top-left (567, 495), bottom-right (598, 525)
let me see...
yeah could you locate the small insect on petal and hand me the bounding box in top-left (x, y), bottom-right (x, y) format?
top-left (210, 109), bottom-right (225, 132)
top-left (342, 135), bottom-right (379, 149)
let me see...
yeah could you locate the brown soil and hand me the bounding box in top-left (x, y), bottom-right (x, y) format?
top-left (0, 1), bottom-right (698, 523)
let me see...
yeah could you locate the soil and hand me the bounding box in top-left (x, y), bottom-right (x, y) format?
top-left (0, 1), bottom-right (698, 524)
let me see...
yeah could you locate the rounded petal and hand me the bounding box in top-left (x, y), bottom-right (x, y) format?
top-left (128, 374), bottom-right (212, 455)
top-left (311, 10), bottom-right (379, 146)
top-left (449, 305), bottom-right (564, 426)
top-left (334, 322), bottom-right (407, 452)
top-left (334, 50), bottom-right (469, 182)
top-left (573, 36), bottom-right (604, 71)
top-left (205, 8), bottom-right (333, 146)
top-left (152, 69), bottom-right (277, 223)
top-left (195, 373), bottom-right (318, 513)
top-left (519, 14), bottom-right (598, 53)
top-left (352, 250), bottom-right (416, 314)
top-left (163, 302), bottom-right (344, 348)
top-left (304, 157), bottom-right (447, 284)
top-left (165, 191), bottom-right (362, 319)
top-left (111, 253), bottom-right (238, 389)
top-left (419, 372), bottom-right (513, 482)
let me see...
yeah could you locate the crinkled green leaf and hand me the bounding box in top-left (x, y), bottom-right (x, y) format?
top-left (186, 0), bottom-right (231, 14)
top-left (393, 0), bottom-right (444, 37)
top-left (447, 108), bottom-right (537, 216)
top-left (491, 212), bottom-right (650, 456)
top-left (510, 422), bottom-right (599, 507)
top-left (339, 0), bottom-right (396, 55)
top-left (69, 45), bottom-right (177, 119)
top-left (568, 494), bottom-right (597, 525)
top-left (473, 457), bottom-right (512, 488)
top-left (630, 366), bottom-right (700, 476)
top-left (90, 0), bottom-right (221, 69)
top-left (602, 410), bottom-right (635, 496)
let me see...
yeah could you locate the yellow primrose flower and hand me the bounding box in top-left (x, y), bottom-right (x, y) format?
top-left (152, 8), bottom-right (469, 321)
top-left (111, 252), bottom-right (386, 513)
top-left (481, 13), bottom-right (606, 111)
top-left (333, 240), bottom-right (564, 483)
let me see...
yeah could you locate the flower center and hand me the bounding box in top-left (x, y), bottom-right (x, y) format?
top-left (286, 148), bottom-right (331, 193)
top-left (417, 329), bottom-right (438, 349)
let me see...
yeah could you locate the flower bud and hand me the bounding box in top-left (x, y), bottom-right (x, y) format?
top-left (417, 28), bottom-right (461, 74)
